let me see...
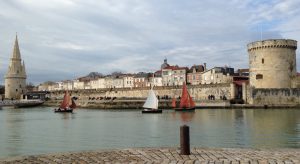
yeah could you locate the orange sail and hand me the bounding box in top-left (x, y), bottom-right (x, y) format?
top-left (171, 97), bottom-right (176, 108)
top-left (179, 83), bottom-right (190, 108)
top-left (59, 91), bottom-right (71, 109)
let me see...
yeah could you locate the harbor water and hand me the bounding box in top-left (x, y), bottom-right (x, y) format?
top-left (0, 107), bottom-right (299, 158)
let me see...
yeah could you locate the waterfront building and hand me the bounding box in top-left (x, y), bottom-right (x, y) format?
top-left (122, 74), bottom-right (134, 88)
top-left (236, 69), bottom-right (249, 77)
top-left (62, 80), bottom-right (73, 90)
top-left (5, 35), bottom-right (27, 99)
top-left (73, 79), bottom-right (84, 90)
top-left (112, 77), bottom-right (124, 88)
top-left (90, 78), bottom-right (99, 89)
top-left (83, 80), bottom-right (91, 90)
top-left (187, 65), bottom-right (205, 85)
top-left (133, 72), bottom-right (149, 88)
top-left (57, 82), bottom-right (64, 90)
top-left (201, 67), bottom-right (234, 84)
top-left (48, 82), bottom-right (60, 91)
top-left (104, 76), bottom-right (114, 88)
top-left (90, 77), bottom-right (105, 89)
top-left (247, 39), bottom-right (297, 88)
top-left (73, 77), bottom-right (93, 90)
top-left (162, 66), bottom-right (187, 86)
top-left (161, 58), bottom-right (170, 69)
top-left (38, 81), bottom-right (56, 91)
top-left (148, 73), bottom-right (157, 87)
top-left (173, 67), bottom-right (188, 86)
top-left (148, 71), bottom-right (163, 87)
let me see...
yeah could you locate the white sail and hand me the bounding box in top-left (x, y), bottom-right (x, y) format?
top-left (143, 89), bottom-right (158, 109)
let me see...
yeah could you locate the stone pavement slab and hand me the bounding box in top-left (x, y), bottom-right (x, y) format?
top-left (0, 147), bottom-right (299, 164)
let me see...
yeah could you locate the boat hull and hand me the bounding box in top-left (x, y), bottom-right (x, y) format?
top-left (54, 108), bottom-right (73, 113)
top-left (14, 101), bottom-right (44, 108)
top-left (174, 107), bottom-right (195, 111)
top-left (142, 109), bottom-right (162, 113)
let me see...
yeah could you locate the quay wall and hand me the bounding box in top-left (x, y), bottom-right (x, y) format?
top-left (46, 84), bottom-right (233, 108)
top-left (250, 88), bottom-right (300, 105)
top-left (50, 83), bottom-right (233, 100)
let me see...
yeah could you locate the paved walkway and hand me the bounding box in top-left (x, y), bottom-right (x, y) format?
top-left (0, 148), bottom-right (299, 164)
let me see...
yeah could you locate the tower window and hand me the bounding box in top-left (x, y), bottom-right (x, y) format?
top-left (16, 89), bottom-right (18, 92)
top-left (256, 74), bottom-right (263, 79)
top-left (262, 58), bottom-right (264, 64)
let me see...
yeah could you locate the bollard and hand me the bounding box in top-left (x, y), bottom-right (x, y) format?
top-left (180, 125), bottom-right (190, 155)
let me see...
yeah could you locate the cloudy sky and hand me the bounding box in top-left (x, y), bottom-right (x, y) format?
top-left (0, 0), bottom-right (299, 85)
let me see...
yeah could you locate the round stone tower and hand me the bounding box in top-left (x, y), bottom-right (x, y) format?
top-left (5, 35), bottom-right (27, 99)
top-left (247, 39), bottom-right (297, 88)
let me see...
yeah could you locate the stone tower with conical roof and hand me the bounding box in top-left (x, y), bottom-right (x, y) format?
top-left (5, 35), bottom-right (27, 99)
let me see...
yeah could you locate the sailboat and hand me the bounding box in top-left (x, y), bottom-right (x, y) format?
top-left (54, 91), bottom-right (76, 113)
top-left (174, 83), bottom-right (196, 111)
top-left (142, 87), bottom-right (162, 113)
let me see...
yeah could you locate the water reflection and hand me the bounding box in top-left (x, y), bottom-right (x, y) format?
top-left (171, 111), bottom-right (195, 123)
top-left (60, 113), bottom-right (76, 120)
top-left (0, 107), bottom-right (299, 158)
top-left (249, 110), bottom-right (300, 148)
top-left (4, 108), bottom-right (25, 156)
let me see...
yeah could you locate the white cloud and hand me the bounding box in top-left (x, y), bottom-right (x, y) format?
top-left (0, 0), bottom-right (298, 84)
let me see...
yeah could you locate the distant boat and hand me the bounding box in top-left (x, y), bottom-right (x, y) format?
top-left (174, 83), bottom-right (195, 111)
top-left (171, 97), bottom-right (176, 108)
top-left (54, 91), bottom-right (76, 113)
top-left (14, 100), bottom-right (44, 108)
top-left (142, 88), bottom-right (162, 113)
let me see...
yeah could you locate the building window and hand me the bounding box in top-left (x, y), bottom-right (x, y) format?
top-left (256, 74), bottom-right (263, 79)
top-left (262, 58), bottom-right (264, 64)
top-left (16, 89), bottom-right (18, 92)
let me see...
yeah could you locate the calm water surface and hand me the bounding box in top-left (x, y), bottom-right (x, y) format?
top-left (0, 107), bottom-right (299, 158)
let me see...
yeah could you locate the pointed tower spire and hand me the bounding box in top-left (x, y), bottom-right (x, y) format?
top-left (22, 60), bottom-right (27, 77)
top-left (5, 34), bottom-right (27, 99)
top-left (12, 33), bottom-right (21, 59)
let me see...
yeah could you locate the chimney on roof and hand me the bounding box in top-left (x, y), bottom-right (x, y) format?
top-left (203, 63), bottom-right (207, 71)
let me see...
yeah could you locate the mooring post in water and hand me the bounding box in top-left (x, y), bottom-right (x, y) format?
top-left (180, 125), bottom-right (190, 155)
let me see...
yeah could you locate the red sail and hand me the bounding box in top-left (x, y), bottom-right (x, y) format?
top-left (69, 98), bottom-right (77, 109)
top-left (179, 83), bottom-right (190, 108)
top-left (171, 97), bottom-right (176, 108)
top-left (189, 94), bottom-right (195, 108)
top-left (59, 91), bottom-right (70, 109)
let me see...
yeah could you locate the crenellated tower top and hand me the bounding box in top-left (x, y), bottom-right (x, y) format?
top-left (247, 39), bottom-right (297, 52)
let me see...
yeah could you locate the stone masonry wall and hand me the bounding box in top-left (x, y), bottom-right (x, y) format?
top-left (250, 88), bottom-right (300, 105)
top-left (50, 83), bottom-right (233, 101)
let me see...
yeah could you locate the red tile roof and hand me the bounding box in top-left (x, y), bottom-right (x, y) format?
top-left (163, 65), bottom-right (188, 70)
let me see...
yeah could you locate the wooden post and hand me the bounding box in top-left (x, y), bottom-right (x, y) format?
top-left (180, 125), bottom-right (190, 155)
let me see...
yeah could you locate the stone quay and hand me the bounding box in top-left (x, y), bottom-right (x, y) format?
top-left (0, 147), bottom-right (299, 164)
